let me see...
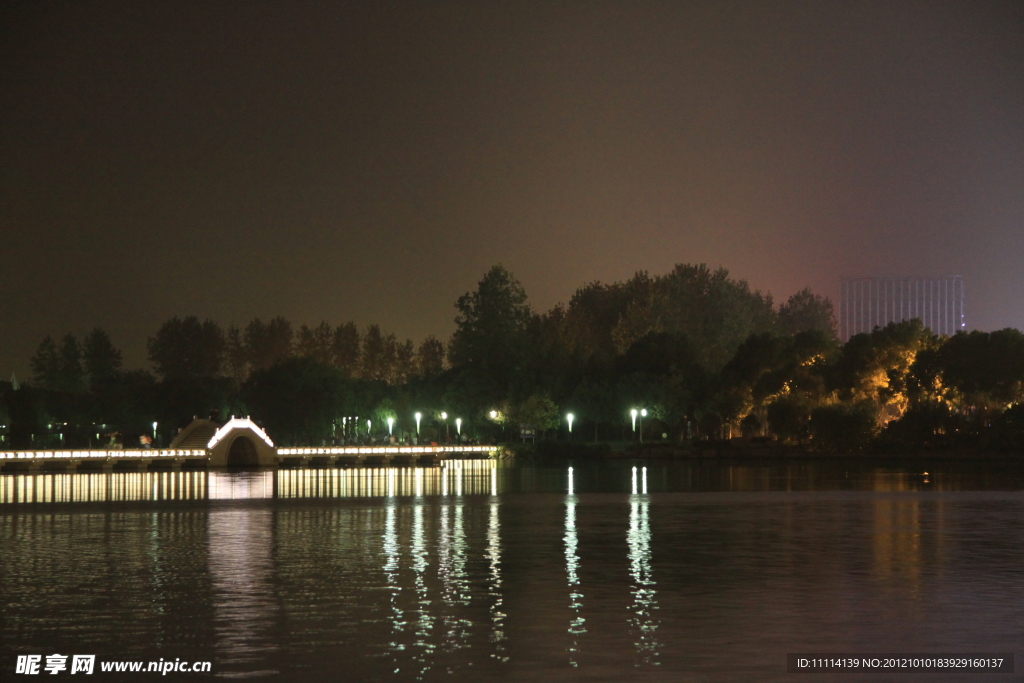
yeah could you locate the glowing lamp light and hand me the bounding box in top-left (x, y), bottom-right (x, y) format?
top-left (414, 412), bottom-right (422, 434)
top-left (440, 412), bottom-right (448, 420)
top-left (566, 413), bottom-right (574, 433)
top-left (489, 410), bottom-right (498, 419)
top-left (631, 409), bottom-right (638, 432)
top-left (367, 419), bottom-right (372, 435)
top-left (387, 416), bottom-right (394, 435)
top-left (456, 418), bottom-right (462, 435)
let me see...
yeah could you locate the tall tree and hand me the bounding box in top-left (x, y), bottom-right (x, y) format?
top-left (449, 265), bottom-right (532, 391)
top-left (778, 288), bottom-right (838, 339)
top-left (830, 320), bottom-right (935, 426)
top-left (57, 333), bottom-right (84, 393)
top-left (332, 322), bottom-right (361, 377)
top-left (148, 316), bottom-right (225, 381)
top-left (225, 326), bottom-right (248, 381)
top-left (83, 328), bottom-right (123, 389)
top-left (296, 322), bottom-right (335, 365)
top-left (610, 264), bottom-right (776, 370)
top-left (392, 339), bottom-right (417, 385)
top-left (30, 336), bottom-right (60, 390)
top-left (244, 317), bottom-right (294, 371)
top-left (924, 329), bottom-right (1024, 413)
top-left (564, 278), bottom-right (644, 363)
top-left (360, 324), bottom-right (389, 382)
top-left (416, 335), bottom-right (446, 379)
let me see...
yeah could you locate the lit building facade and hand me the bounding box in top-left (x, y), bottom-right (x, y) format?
top-left (839, 276), bottom-right (965, 341)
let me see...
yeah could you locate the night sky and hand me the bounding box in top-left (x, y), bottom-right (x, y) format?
top-left (2, 1), bottom-right (1022, 378)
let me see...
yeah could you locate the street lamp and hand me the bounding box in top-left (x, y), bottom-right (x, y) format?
top-left (631, 409), bottom-right (638, 434)
top-left (387, 416), bottom-right (394, 436)
top-left (566, 413), bottom-right (574, 434)
top-left (455, 418), bottom-right (462, 438)
top-left (640, 409), bottom-right (647, 443)
top-left (415, 412), bottom-right (422, 436)
top-left (441, 412), bottom-right (449, 440)
top-left (489, 410), bottom-right (498, 419)
top-left (366, 419), bottom-right (372, 435)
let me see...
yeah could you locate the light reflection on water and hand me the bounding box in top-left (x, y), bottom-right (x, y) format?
top-left (208, 507), bottom-right (279, 678)
top-left (0, 461), bottom-right (498, 505)
top-left (627, 493), bottom-right (660, 667)
top-left (564, 486), bottom-right (584, 666)
top-left (2, 461), bottom-right (1024, 681)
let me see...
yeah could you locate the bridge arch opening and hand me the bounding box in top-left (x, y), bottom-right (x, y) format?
top-left (227, 436), bottom-right (259, 467)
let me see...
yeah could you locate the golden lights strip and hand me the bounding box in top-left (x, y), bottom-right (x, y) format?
top-left (276, 445), bottom-right (497, 455)
top-left (0, 460), bottom-right (498, 504)
top-left (0, 449), bottom-right (207, 460)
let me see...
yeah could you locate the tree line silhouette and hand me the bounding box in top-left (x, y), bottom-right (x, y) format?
top-left (5, 263), bottom-right (1023, 454)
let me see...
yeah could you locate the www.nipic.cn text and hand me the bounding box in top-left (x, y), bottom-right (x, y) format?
top-left (15, 655), bottom-right (212, 675)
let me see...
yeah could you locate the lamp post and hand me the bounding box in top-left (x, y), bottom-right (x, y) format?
top-left (455, 418), bottom-right (462, 440)
top-left (631, 409), bottom-right (638, 437)
top-left (566, 413), bottom-right (574, 436)
top-left (415, 412), bottom-right (422, 437)
top-left (387, 416), bottom-right (394, 436)
top-left (640, 409), bottom-right (647, 443)
top-left (441, 412), bottom-right (448, 440)
top-left (366, 419), bottom-right (372, 435)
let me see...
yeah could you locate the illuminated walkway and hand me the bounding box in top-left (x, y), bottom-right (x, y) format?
top-left (0, 418), bottom-right (499, 471)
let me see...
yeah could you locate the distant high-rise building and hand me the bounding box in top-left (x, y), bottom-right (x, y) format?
top-left (839, 275), bottom-right (965, 341)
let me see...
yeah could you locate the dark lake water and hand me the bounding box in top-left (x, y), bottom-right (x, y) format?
top-left (2, 459), bottom-right (1023, 681)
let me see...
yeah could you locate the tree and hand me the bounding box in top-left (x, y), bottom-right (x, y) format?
top-left (6, 384), bottom-right (48, 448)
top-left (148, 316), bottom-right (225, 381)
top-left (30, 336), bottom-right (60, 390)
top-left (809, 401), bottom-right (878, 453)
top-left (243, 357), bottom-right (349, 446)
top-left (360, 324), bottom-right (390, 382)
top-left (392, 339), bottom-right (416, 385)
top-left (417, 335), bottom-right (446, 379)
top-left (57, 333), bottom-right (84, 393)
top-left (610, 264), bottom-right (776, 370)
top-left (564, 278), bottom-right (645, 363)
top-left (925, 329), bottom-right (1024, 414)
top-left (449, 265), bottom-right (532, 393)
top-left (296, 322), bottom-right (335, 365)
top-left (830, 320), bottom-right (935, 426)
top-left (83, 328), bottom-right (123, 389)
top-left (509, 393), bottom-right (559, 437)
top-left (777, 288), bottom-right (838, 339)
top-left (570, 379), bottom-right (616, 441)
top-left (332, 322), bottom-right (361, 377)
top-left (244, 317), bottom-right (294, 371)
top-left (225, 326), bottom-right (248, 381)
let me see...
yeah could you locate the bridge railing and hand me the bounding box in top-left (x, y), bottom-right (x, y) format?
top-left (276, 445), bottom-right (497, 456)
top-left (0, 449), bottom-right (208, 461)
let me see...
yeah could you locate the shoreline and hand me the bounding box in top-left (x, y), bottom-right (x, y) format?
top-left (505, 441), bottom-right (1024, 461)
